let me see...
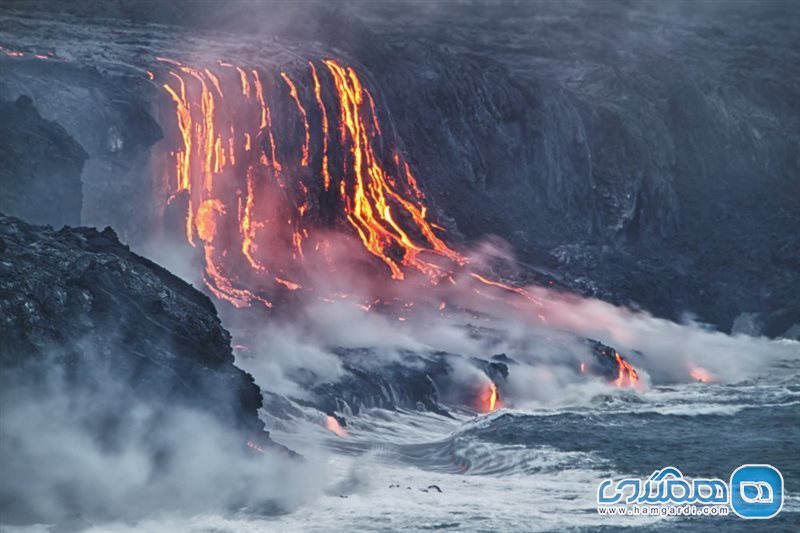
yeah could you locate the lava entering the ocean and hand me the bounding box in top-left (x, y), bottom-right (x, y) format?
top-left (152, 55), bottom-right (641, 390)
top-left (613, 351), bottom-right (640, 388)
top-left (689, 365), bottom-right (714, 383)
top-left (480, 382), bottom-right (502, 413)
top-left (1, 45), bottom-right (642, 392)
top-left (325, 416), bottom-right (347, 437)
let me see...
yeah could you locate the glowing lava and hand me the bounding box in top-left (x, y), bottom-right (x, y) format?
top-left (153, 55), bottom-right (644, 391)
top-left (325, 416), bottom-right (347, 437)
top-left (480, 382), bottom-right (502, 412)
top-left (157, 57), bottom-right (466, 307)
top-left (246, 439), bottom-right (265, 453)
top-left (689, 365), bottom-right (714, 383)
top-left (613, 351), bottom-right (640, 388)
top-left (323, 59), bottom-right (465, 281)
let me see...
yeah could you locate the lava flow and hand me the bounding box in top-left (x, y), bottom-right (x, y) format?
top-left (613, 351), bottom-right (640, 388)
top-left (689, 365), bottom-right (714, 383)
top-left (325, 416), bottom-right (347, 437)
top-left (153, 55), bottom-right (641, 390)
top-left (157, 57), bottom-right (465, 309)
top-left (479, 382), bottom-right (502, 412)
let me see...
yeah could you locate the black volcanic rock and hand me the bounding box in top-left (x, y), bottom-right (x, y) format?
top-left (0, 214), bottom-right (297, 523)
top-left (0, 214), bottom-right (296, 519)
top-left (0, 214), bottom-right (271, 437)
top-left (0, 95), bottom-right (87, 227)
top-left (304, 349), bottom-right (453, 417)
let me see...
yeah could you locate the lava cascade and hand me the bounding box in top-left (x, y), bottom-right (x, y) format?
top-left (0, 47), bottom-right (640, 391)
top-left (157, 57), bottom-right (465, 308)
top-left (481, 382), bottom-right (502, 412)
top-left (152, 55), bottom-right (639, 390)
top-left (613, 352), bottom-right (640, 388)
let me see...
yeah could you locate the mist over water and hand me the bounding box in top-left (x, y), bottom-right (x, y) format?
top-left (0, 348), bottom-right (326, 526)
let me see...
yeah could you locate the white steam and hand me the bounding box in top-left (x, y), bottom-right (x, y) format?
top-left (0, 349), bottom-right (325, 526)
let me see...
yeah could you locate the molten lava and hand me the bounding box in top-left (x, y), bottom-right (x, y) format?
top-left (325, 416), bottom-right (347, 437)
top-left (480, 382), bottom-right (502, 413)
top-left (153, 55), bottom-right (644, 390)
top-left (613, 351), bottom-right (640, 388)
top-left (246, 439), bottom-right (265, 454)
top-left (156, 57), bottom-right (467, 308)
top-left (689, 365), bottom-right (714, 383)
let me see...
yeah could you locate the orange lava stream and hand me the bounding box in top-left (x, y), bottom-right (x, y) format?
top-left (158, 57), bottom-right (466, 306)
top-left (309, 61), bottom-right (332, 190)
top-left (251, 69), bottom-right (281, 171)
top-left (280, 72), bottom-right (311, 166)
top-left (323, 59), bottom-right (465, 281)
top-left (236, 66), bottom-right (250, 98)
top-left (161, 58), bottom-right (269, 306)
top-left (241, 166), bottom-right (265, 272)
top-left (480, 382), bottom-right (502, 412)
top-left (162, 73), bottom-right (192, 192)
top-left (613, 351), bottom-right (640, 388)
top-left (469, 273), bottom-right (544, 307)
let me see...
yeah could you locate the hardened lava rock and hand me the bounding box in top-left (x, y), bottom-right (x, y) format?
top-left (0, 214), bottom-right (282, 447)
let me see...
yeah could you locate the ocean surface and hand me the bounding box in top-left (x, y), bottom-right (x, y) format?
top-left (14, 357), bottom-right (792, 532)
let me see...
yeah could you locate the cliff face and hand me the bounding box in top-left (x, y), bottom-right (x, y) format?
top-left (0, 95), bottom-right (87, 227)
top-left (0, 214), bottom-right (265, 433)
top-left (0, 1), bottom-right (797, 334)
top-left (0, 214), bottom-right (290, 523)
top-left (0, 55), bottom-right (162, 242)
top-left (343, 1), bottom-right (800, 333)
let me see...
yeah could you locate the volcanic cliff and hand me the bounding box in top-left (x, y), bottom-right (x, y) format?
top-left (0, 213), bottom-right (290, 523)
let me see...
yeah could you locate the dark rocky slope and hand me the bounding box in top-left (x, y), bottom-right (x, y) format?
top-left (0, 214), bottom-right (265, 434)
top-left (343, 1), bottom-right (800, 335)
top-left (0, 214), bottom-right (290, 523)
top-left (0, 95), bottom-right (87, 227)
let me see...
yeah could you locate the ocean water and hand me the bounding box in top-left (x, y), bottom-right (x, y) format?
top-left (24, 358), bottom-right (787, 532)
top-left (264, 365), bottom-right (799, 532)
top-left (6, 359), bottom-right (797, 533)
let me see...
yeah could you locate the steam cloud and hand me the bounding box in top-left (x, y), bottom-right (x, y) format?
top-left (0, 346), bottom-right (326, 526)
top-left (198, 234), bottom-right (800, 412)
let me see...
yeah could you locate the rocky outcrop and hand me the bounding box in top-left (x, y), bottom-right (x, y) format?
top-left (0, 213), bottom-right (273, 436)
top-left (0, 215), bottom-right (294, 524)
top-left (0, 95), bottom-right (87, 227)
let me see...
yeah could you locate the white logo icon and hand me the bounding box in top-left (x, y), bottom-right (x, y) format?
top-left (740, 481), bottom-right (773, 504)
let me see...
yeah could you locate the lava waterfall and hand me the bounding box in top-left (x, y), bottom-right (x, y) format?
top-left (156, 57), bottom-right (465, 310)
